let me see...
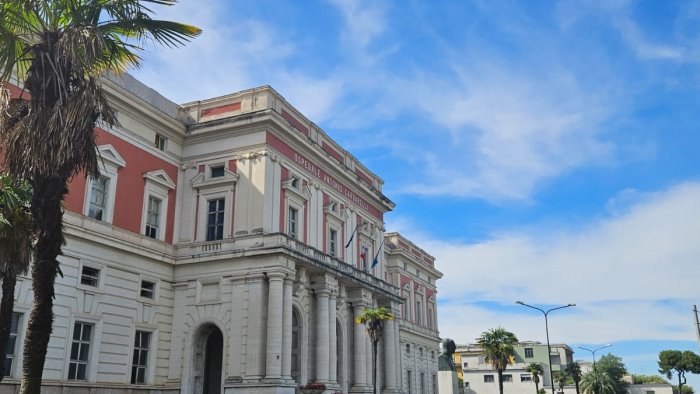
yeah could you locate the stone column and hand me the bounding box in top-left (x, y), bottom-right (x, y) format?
top-left (281, 278), bottom-right (293, 380)
top-left (383, 317), bottom-right (398, 390)
top-left (315, 289), bottom-right (331, 382)
top-left (329, 293), bottom-right (338, 383)
top-left (352, 304), bottom-right (367, 388)
top-left (264, 272), bottom-right (285, 380)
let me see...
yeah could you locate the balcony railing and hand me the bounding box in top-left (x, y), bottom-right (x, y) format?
top-left (177, 233), bottom-right (402, 298)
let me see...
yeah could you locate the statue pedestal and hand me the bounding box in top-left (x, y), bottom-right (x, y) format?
top-left (437, 370), bottom-right (458, 394)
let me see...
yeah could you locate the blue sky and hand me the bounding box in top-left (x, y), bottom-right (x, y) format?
top-left (132, 0), bottom-right (700, 387)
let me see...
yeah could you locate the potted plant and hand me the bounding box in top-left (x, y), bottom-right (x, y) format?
top-left (299, 382), bottom-right (326, 394)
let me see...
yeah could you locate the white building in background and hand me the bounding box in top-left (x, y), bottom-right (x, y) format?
top-left (1, 74), bottom-right (441, 394)
top-left (384, 233), bottom-right (443, 394)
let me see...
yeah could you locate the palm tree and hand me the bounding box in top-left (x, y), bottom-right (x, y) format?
top-left (355, 306), bottom-right (393, 394)
top-left (554, 371), bottom-right (566, 393)
top-left (580, 369), bottom-right (616, 394)
top-left (0, 175), bottom-right (34, 382)
top-left (0, 2), bottom-right (200, 392)
top-left (527, 362), bottom-right (545, 394)
top-left (477, 327), bottom-right (519, 394)
top-left (566, 362), bottom-right (583, 394)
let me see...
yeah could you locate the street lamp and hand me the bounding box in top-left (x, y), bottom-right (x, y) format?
top-left (578, 344), bottom-right (612, 394)
top-left (516, 301), bottom-right (576, 394)
top-left (578, 344), bottom-right (612, 370)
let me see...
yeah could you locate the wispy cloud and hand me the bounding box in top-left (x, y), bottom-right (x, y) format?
top-left (388, 181), bottom-right (700, 343)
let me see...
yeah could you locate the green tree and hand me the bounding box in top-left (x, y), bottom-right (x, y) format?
top-left (631, 374), bottom-right (668, 384)
top-left (554, 371), bottom-right (566, 392)
top-left (659, 350), bottom-right (700, 394)
top-left (0, 2), bottom-right (200, 392)
top-left (0, 174), bottom-right (33, 382)
top-left (566, 362), bottom-right (583, 394)
top-left (672, 385), bottom-right (695, 394)
top-left (355, 306), bottom-right (393, 394)
top-left (580, 368), bottom-right (616, 394)
top-left (527, 362), bottom-right (545, 394)
top-left (596, 354), bottom-right (629, 394)
top-left (477, 327), bottom-right (518, 394)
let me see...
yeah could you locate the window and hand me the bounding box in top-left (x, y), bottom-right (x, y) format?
top-left (287, 206), bottom-right (298, 238)
top-left (155, 133), bottom-right (167, 151)
top-left (420, 372), bottom-right (425, 393)
top-left (4, 313), bottom-right (21, 377)
top-left (329, 229), bottom-right (337, 257)
top-left (144, 196), bottom-right (161, 239)
top-left (405, 343), bottom-right (410, 354)
top-left (419, 347), bottom-right (423, 357)
top-left (428, 307), bottom-right (433, 329)
top-left (290, 177), bottom-right (299, 189)
top-left (68, 322), bottom-right (93, 380)
top-left (484, 375), bottom-right (495, 383)
top-left (521, 374), bottom-right (532, 382)
top-left (80, 266), bottom-right (100, 287)
top-left (503, 374), bottom-right (513, 382)
top-left (131, 331), bottom-right (151, 384)
top-left (407, 370), bottom-right (412, 394)
top-left (140, 280), bottom-right (155, 299)
top-left (432, 374), bottom-right (437, 394)
top-left (206, 199), bottom-right (225, 241)
top-left (88, 175), bottom-right (109, 221)
top-left (525, 347), bottom-right (534, 358)
top-left (415, 300), bottom-right (422, 324)
top-left (210, 165), bottom-right (225, 178)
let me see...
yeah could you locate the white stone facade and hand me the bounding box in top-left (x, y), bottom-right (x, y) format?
top-left (384, 233), bottom-right (443, 394)
top-left (1, 75), bottom-right (440, 394)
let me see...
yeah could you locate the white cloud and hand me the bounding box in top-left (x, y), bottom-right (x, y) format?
top-left (327, 0), bottom-right (389, 63)
top-left (387, 182), bottom-right (700, 344)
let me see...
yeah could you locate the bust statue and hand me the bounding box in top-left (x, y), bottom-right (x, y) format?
top-left (438, 338), bottom-right (456, 371)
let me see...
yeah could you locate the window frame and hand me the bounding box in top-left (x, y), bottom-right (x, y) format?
top-left (206, 198), bottom-right (226, 241)
top-left (3, 312), bottom-right (22, 378)
top-left (77, 261), bottom-right (105, 292)
top-left (484, 374), bottom-right (495, 383)
top-left (139, 278), bottom-right (158, 301)
top-left (155, 133), bottom-right (168, 152)
top-left (524, 347), bottom-right (534, 358)
top-left (67, 321), bottom-right (94, 381)
top-left (142, 170), bottom-right (175, 242)
top-left (131, 330), bottom-right (151, 384)
top-left (83, 144), bottom-right (125, 224)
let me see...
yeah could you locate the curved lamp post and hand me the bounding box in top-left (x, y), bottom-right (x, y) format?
top-left (578, 344), bottom-right (612, 394)
top-left (516, 301), bottom-right (576, 394)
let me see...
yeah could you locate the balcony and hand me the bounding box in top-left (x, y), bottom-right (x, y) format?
top-left (177, 232), bottom-right (402, 299)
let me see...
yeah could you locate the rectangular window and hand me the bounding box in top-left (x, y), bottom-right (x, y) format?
top-left (80, 266), bottom-right (100, 287)
top-left (68, 322), bottom-right (93, 380)
top-left (420, 372), bottom-right (425, 393)
top-left (503, 374), bottom-right (513, 382)
top-left (206, 199), bottom-right (225, 241)
top-left (155, 133), bottom-right (167, 151)
top-left (432, 374), bottom-right (436, 394)
top-left (287, 206), bottom-right (298, 238)
top-left (88, 175), bottom-right (109, 221)
top-left (521, 374), bottom-right (532, 382)
top-left (428, 307), bottom-right (433, 329)
top-left (525, 347), bottom-right (534, 358)
top-left (407, 370), bottom-right (412, 394)
top-left (484, 375), bottom-right (494, 383)
top-left (405, 343), bottom-right (410, 354)
top-left (3, 313), bottom-right (21, 377)
top-left (140, 280), bottom-right (155, 299)
top-left (329, 229), bottom-right (337, 257)
top-left (210, 165), bottom-right (225, 178)
top-left (131, 331), bottom-right (151, 384)
top-left (145, 196), bottom-right (161, 239)
top-left (415, 300), bottom-right (422, 324)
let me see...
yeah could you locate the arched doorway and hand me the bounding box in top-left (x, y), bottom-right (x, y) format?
top-left (193, 324), bottom-right (223, 394)
top-left (291, 308), bottom-right (301, 383)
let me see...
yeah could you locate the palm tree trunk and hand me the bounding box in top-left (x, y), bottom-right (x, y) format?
top-left (575, 380), bottom-right (580, 394)
top-left (19, 176), bottom-right (66, 394)
top-left (498, 370), bottom-right (504, 394)
top-left (372, 340), bottom-right (378, 394)
top-left (535, 380), bottom-right (540, 394)
top-left (0, 271), bottom-right (17, 381)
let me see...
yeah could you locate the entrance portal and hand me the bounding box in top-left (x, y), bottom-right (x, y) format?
top-left (193, 324), bottom-right (223, 394)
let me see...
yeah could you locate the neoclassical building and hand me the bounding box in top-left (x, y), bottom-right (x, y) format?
top-left (385, 233), bottom-right (443, 394)
top-left (1, 74), bottom-right (440, 394)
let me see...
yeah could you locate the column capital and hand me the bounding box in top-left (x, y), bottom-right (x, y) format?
top-left (266, 271), bottom-right (287, 281)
